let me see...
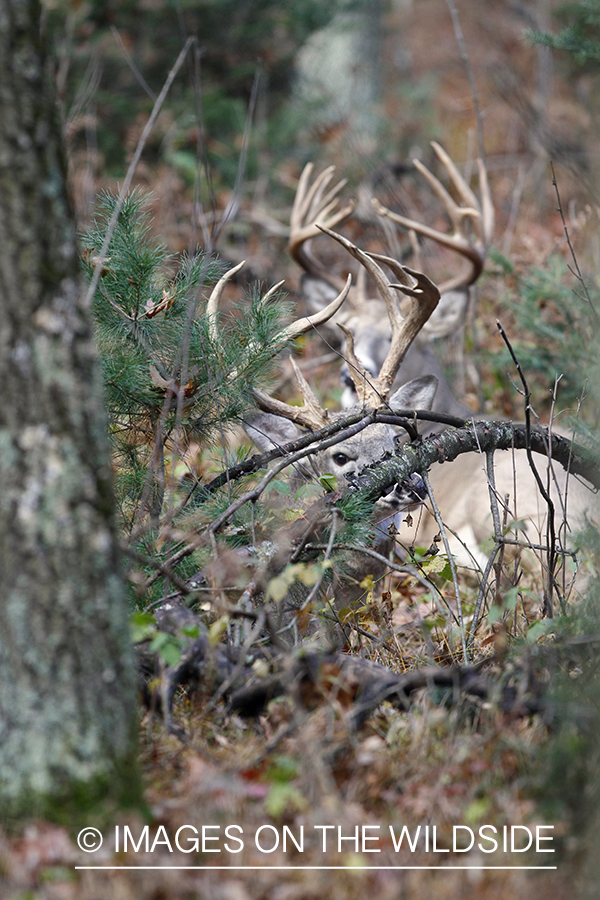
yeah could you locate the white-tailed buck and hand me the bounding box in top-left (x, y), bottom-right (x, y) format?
top-left (290, 142), bottom-right (492, 421)
top-left (207, 235), bottom-right (445, 620)
top-left (286, 145), bottom-right (596, 577)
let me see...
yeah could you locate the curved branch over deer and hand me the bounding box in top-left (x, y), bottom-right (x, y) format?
top-left (195, 146), bottom-right (596, 642)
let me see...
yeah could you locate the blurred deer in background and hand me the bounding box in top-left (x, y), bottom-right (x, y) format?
top-left (289, 141), bottom-right (491, 423)
top-left (287, 144), bottom-right (596, 575)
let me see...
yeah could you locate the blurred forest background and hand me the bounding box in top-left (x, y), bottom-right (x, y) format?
top-left (54, 0), bottom-right (600, 415)
top-left (4, 0), bottom-right (600, 898)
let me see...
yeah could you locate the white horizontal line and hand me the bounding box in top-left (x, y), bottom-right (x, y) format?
top-left (75, 865), bottom-right (557, 871)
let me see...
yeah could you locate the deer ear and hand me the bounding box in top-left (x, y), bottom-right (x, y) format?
top-left (244, 413), bottom-right (302, 453)
top-left (388, 375), bottom-right (438, 412)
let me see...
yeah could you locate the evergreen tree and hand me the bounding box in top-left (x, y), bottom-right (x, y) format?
top-left (82, 189), bottom-right (294, 592)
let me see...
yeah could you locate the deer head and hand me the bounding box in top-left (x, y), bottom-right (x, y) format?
top-left (203, 242), bottom-right (442, 624)
top-left (289, 143), bottom-right (494, 419)
top-left (241, 232), bottom-right (441, 544)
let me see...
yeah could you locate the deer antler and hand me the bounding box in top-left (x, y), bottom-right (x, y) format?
top-left (318, 227), bottom-right (440, 407)
top-left (252, 357), bottom-right (330, 430)
top-left (372, 141), bottom-right (494, 294)
top-left (204, 261), bottom-right (352, 430)
top-left (207, 261), bottom-right (352, 356)
top-left (289, 163), bottom-right (356, 289)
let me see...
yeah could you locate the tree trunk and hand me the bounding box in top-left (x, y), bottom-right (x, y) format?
top-left (0, 0), bottom-right (138, 819)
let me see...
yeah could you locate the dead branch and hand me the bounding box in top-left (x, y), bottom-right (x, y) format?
top-left (137, 606), bottom-right (554, 735)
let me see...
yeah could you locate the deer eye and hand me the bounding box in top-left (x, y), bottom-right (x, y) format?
top-left (332, 452), bottom-right (350, 467)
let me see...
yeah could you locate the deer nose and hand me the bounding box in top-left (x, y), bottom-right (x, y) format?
top-left (399, 472), bottom-right (428, 505)
top-left (382, 472), bottom-right (427, 509)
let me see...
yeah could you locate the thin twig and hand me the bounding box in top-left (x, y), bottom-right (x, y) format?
top-left (550, 161), bottom-right (600, 325)
top-left (422, 470), bottom-right (469, 664)
top-left (110, 26), bottom-right (157, 100)
top-left (497, 321), bottom-right (557, 617)
top-left (212, 64), bottom-right (262, 243)
top-left (301, 511), bottom-right (339, 610)
top-left (445, 0), bottom-right (485, 160)
top-left (84, 37), bottom-right (194, 309)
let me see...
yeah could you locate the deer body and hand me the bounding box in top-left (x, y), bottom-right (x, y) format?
top-left (287, 150), bottom-right (596, 574)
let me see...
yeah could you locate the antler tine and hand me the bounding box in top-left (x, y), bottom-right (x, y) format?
top-left (291, 165), bottom-right (342, 227)
top-left (279, 274), bottom-right (352, 342)
top-left (426, 141), bottom-right (480, 219)
top-left (252, 355), bottom-right (329, 431)
top-left (247, 274), bottom-right (352, 428)
top-left (207, 257), bottom-right (350, 345)
top-left (365, 265), bottom-right (440, 405)
top-left (206, 260), bottom-right (247, 347)
top-left (206, 254), bottom-right (352, 429)
top-left (258, 279), bottom-right (286, 307)
top-left (476, 156), bottom-right (495, 249)
top-left (318, 226), bottom-right (440, 407)
top-left (373, 142), bottom-right (494, 293)
top-left (317, 226), bottom-right (404, 333)
top-left (372, 197), bottom-right (483, 292)
top-left (207, 259), bottom-right (349, 406)
top-left (289, 163), bottom-right (355, 282)
top-left (337, 322), bottom-right (375, 406)
top-left (426, 142), bottom-right (494, 246)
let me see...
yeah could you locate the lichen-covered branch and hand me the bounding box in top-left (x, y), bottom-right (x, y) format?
top-left (350, 420), bottom-right (600, 502)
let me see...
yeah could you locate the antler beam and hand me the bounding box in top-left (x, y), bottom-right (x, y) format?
top-left (289, 163), bottom-right (356, 288)
top-left (204, 262), bottom-right (352, 429)
top-left (207, 261), bottom-right (351, 353)
top-left (318, 226), bottom-right (440, 407)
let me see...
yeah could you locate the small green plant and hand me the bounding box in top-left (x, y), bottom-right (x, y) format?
top-left (488, 249), bottom-right (600, 415)
top-left (81, 189), bottom-right (291, 598)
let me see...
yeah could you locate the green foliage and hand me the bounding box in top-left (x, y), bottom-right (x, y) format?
top-left (48, 0), bottom-right (348, 181)
top-left (82, 188), bottom-right (290, 537)
top-left (130, 610), bottom-right (200, 667)
top-left (336, 491), bottom-right (377, 548)
top-left (487, 250), bottom-right (600, 414)
top-left (526, 0), bottom-right (600, 68)
top-left (529, 525), bottom-right (600, 831)
top-left (263, 754), bottom-right (306, 817)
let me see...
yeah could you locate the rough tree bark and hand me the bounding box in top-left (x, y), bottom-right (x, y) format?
top-left (0, 0), bottom-right (138, 818)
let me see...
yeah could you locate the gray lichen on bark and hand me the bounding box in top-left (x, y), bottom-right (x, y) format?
top-left (0, 0), bottom-right (138, 817)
